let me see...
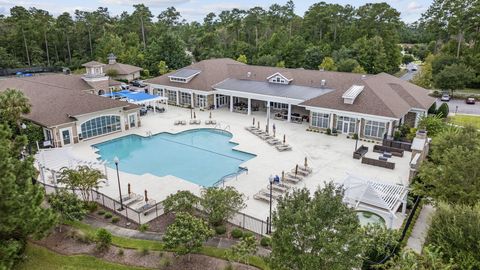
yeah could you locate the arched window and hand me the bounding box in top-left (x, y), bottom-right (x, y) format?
top-left (98, 89), bottom-right (105, 95)
top-left (80, 115), bottom-right (121, 139)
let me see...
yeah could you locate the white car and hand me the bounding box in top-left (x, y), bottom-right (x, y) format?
top-left (120, 83), bottom-right (129, 90)
top-left (440, 94), bottom-right (451, 102)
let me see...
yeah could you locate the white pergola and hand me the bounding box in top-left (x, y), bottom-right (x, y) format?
top-left (342, 174), bottom-right (409, 228)
top-left (35, 147), bottom-right (109, 186)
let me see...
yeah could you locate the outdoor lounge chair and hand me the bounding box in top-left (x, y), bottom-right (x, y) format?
top-left (122, 193), bottom-right (143, 206)
top-left (245, 126), bottom-right (257, 131)
top-left (189, 119), bottom-right (196, 125)
top-left (252, 129), bottom-right (265, 135)
top-left (253, 192), bottom-right (271, 202)
top-left (174, 120), bottom-right (180, 125)
top-left (276, 144), bottom-right (292, 151)
top-left (283, 173), bottom-right (303, 184)
top-left (298, 166), bottom-right (312, 173)
top-left (180, 120), bottom-right (187, 125)
top-left (134, 199), bottom-right (157, 215)
top-left (269, 183), bottom-right (290, 193)
top-left (259, 133), bottom-right (273, 140)
top-left (266, 138), bottom-right (282, 145)
top-left (291, 168), bottom-right (310, 177)
top-left (258, 189), bottom-right (283, 199)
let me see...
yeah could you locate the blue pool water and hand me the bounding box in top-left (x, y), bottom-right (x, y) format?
top-left (93, 129), bottom-right (256, 186)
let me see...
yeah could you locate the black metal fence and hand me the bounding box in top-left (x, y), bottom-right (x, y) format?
top-left (38, 181), bottom-right (270, 235)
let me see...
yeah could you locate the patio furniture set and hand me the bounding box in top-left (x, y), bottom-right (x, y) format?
top-left (273, 111), bottom-right (307, 124)
top-left (173, 119), bottom-right (217, 126)
top-left (245, 125), bottom-right (292, 151)
top-left (119, 192), bottom-right (157, 216)
top-left (254, 164), bottom-right (313, 202)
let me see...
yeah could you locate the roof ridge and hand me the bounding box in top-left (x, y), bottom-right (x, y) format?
top-left (15, 76), bottom-right (93, 91)
top-left (363, 74), bottom-right (407, 118)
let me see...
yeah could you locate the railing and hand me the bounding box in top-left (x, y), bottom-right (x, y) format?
top-left (38, 179), bottom-right (270, 236)
top-left (39, 182), bottom-right (165, 225)
top-left (212, 167), bottom-right (248, 187)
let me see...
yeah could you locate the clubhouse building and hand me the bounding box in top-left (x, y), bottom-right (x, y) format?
top-left (0, 63), bottom-right (141, 147)
top-left (147, 58), bottom-right (435, 140)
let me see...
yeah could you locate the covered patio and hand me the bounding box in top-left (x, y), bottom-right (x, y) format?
top-left (342, 174), bottom-right (409, 228)
top-left (103, 90), bottom-right (168, 113)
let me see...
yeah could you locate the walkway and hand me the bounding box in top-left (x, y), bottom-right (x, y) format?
top-left (406, 204), bottom-right (436, 254)
top-left (83, 216), bottom-right (271, 256)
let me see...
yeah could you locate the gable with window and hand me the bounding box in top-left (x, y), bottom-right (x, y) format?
top-left (266, 72), bottom-right (291, 85)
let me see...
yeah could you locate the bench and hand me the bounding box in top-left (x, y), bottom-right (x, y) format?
top-left (373, 145), bottom-right (404, 157)
top-left (361, 156), bottom-right (395, 170)
top-left (353, 145), bottom-right (368, 159)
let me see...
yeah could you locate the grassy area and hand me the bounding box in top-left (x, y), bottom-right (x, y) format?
top-left (394, 68), bottom-right (408, 78)
top-left (17, 244), bottom-right (150, 270)
top-left (68, 221), bottom-right (270, 270)
top-left (456, 88), bottom-right (480, 95)
top-left (449, 114), bottom-right (480, 129)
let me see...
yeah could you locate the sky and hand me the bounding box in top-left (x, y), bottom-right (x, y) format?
top-left (0, 0), bottom-right (431, 23)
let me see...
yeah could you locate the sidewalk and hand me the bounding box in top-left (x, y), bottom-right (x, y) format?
top-left (83, 216), bottom-right (271, 255)
top-left (406, 204), bottom-right (435, 254)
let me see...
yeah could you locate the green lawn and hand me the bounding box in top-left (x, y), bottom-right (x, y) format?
top-left (16, 244), bottom-right (150, 270)
top-left (68, 221), bottom-right (270, 270)
top-left (449, 114), bottom-right (480, 129)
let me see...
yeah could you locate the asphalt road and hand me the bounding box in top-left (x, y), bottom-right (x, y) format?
top-left (400, 66), bottom-right (421, 81)
top-left (436, 99), bottom-right (480, 115)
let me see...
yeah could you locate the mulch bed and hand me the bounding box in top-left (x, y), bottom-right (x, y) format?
top-left (34, 225), bottom-right (260, 270)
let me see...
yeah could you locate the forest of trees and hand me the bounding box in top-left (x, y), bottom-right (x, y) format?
top-left (0, 0), bottom-right (478, 83)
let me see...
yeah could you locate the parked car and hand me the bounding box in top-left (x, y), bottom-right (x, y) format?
top-left (466, 97), bottom-right (476, 105)
top-left (440, 93), bottom-right (451, 101)
top-left (120, 83), bottom-right (129, 90)
top-left (131, 80), bottom-right (146, 87)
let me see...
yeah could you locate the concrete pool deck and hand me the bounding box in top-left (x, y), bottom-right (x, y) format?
top-left (44, 106), bottom-right (410, 228)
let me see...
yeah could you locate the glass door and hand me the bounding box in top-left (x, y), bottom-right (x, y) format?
top-left (129, 114), bottom-right (136, 128)
top-left (343, 122), bottom-right (349, 134)
top-left (196, 95), bottom-right (207, 108)
top-left (60, 128), bottom-right (71, 145)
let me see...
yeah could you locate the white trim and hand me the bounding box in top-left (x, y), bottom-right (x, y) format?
top-left (59, 127), bottom-right (73, 146)
top-left (266, 72), bottom-right (292, 81)
top-left (304, 106), bottom-right (397, 122)
top-left (214, 88), bottom-right (304, 105)
top-left (146, 84), bottom-right (213, 96)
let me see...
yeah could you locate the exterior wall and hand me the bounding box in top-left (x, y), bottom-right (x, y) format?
top-left (83, 78), bottom-right (110, 94)
top-left (404, 111), bottom-right (417, 127)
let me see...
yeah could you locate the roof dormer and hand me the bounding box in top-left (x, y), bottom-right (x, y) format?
top-left (342, 85), bottom-right (364, 104)
top-left (168, 68), bottom-right (201, 83)
top-left (266, 72), bottom-right (292, 85)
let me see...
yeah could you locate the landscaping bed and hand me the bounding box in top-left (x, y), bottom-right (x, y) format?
top-left (32, 225), bottom-right (260, 270)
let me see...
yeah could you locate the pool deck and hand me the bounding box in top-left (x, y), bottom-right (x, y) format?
top-left (53, 106), bottom-right (410, 228)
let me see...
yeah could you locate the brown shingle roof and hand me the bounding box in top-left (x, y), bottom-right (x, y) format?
top-left (147, 59), bottom-right (434, 119)
top-left (15, 74), bottom-right (94, 92)
top-left (146, 58), bottom-right (244, 91)
top-left (105, 62), bottom-right (142, 75)
top-left (0, 76), bottom-right (139, 127)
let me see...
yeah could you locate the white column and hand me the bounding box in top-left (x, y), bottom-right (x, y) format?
top-left (388, 120), bottom-right (393, 136)
top-left (230, 95), bottom-right (234, 112)
top-left (247, 98), bottom-right (251, 115)
top-left (329, 113), bottom-right (334, 129)
top-left (190, 93), bottom-right (194, 108)
top-left (176, 91), bottom-right (180, 105)
top-left (287, 104), bottom-right (291, 122)
top-left (153, 101), bottom-right (156, 113)
top-left (213, 94), bottom-right (217, 109)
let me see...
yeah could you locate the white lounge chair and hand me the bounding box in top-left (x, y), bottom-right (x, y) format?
top-left (134, 199), bottom-right (157, 215)
top-left (276, 144), bottom-right (292, 151)
top-left (253, 192), bottom-right (271, 202)
top-left (180, 120), bottom-right (187, 125)
top-left (267, 138), bottom-right (282, 145)
top-left (269, 183), bottom-right (290, 193)
top-left (174, 120), bottom-right (180, 125)
top-left (291, 168), bottom-right (310, 177)
top-left (122, 193), bottom-right (143, 206)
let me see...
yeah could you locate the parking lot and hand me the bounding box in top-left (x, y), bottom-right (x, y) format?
top-left (436, 98), bottom-right (480, 115)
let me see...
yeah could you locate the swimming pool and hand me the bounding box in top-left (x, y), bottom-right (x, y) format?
top-left (93, 129), bottom-right (256, 186)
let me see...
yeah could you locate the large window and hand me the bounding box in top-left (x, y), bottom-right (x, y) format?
top-left (179, 92), bottom-right (191, 105)
top-left (364, 120), bottom-right (386, 138)
top-left (311, 112), bottom-right (330, 128)
top-left (80, 115), bottom-right (121, 139)
top-left (166, 90), bottom-right (177, 103)
top-left (336, 116), bottom-right (357, 134)
top-left (271, 102), bottom-right (288, 110)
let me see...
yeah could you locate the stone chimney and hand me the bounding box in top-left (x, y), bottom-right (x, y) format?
top-left (107, 53), bottom-right (117, 65)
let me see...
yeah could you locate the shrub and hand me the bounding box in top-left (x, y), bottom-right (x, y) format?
top-left (163, 190), bottom-right (199, 214)
top-left (215, 225), bottom-right (227, 235)
top-left (326, 128), bottom-right (332, 135)
top-left (84, 202), bottom-right (98, 213)
top-left (139, 246), bottom-right (149, 256)
top-left (47, 190), bottom-right (87, 222)
top-left (437, 103), bottom-right (449, 118)
top-left (104, 212), bottom-right (113, 219)
top-left (111, 217), bottom-right (120, 224)
top-left (242, 231), bottom-right (254, 239)
top-left (260, 236), bottom-right (271, 247)
top-left (97, 210), bottom-right (105, 216)
top-left (428, 102), bottom-right (437, 114)
top-left (352, 133), bottom-right (359, 140)
top-left (68, 229), bottom-right (92, 243)
top-left (200, 187), bottom-right (246, 226)
top-left (117, 248), bottom-right (124, 256)
top-left (95, 228), bottom-right (112, 251)
top-left (231, 228), bottom-right (243, 239)
top-left (139, 224), bottom-right (149, 232)
top-left (332, 128), bottom-right (337, 134)
top-left (223, 262), bottom-right (234, 270)
top-left (159, 257), bottom-right (171, 267)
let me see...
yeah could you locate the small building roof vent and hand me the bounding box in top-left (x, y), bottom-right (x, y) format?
top-left (247, 72), bottom-right (251, 78)
top-left (321, 79), bottom-right (326, 86)
top-left (342, 85), bottom-right (365, 104)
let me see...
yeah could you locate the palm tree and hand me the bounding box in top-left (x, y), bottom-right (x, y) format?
top-left (0, 88), bottom-right (31, 130)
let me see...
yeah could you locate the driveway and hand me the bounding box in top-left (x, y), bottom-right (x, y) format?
top-left (436, 99), bottom-right (480, 115)
top-left (400, 65), bottom-right (421, 81)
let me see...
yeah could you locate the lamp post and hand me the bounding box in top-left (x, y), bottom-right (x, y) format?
top-left (114, 156), bottom-right (124, 211)
top-left (20, 123), bottom-right (27, 158)
top-left (268, 174), bottom-right (274, 234)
